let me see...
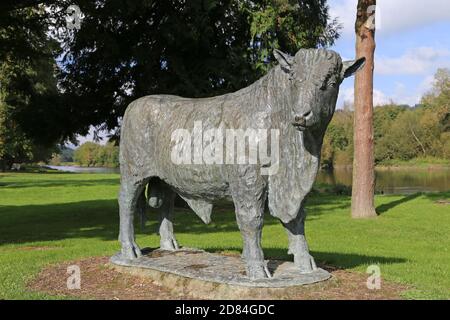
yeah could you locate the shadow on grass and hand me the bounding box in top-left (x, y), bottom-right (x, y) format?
top-left (422, 191), bottom-right (450, 201)
top-left (0, 194), bottom-right (354, 246)
top-left (0, 197), bottom-right (408, 270)
top-left (376, 193), bottom-right (421, 215)
top-left (143, 246), bottom-right (407, 269)
top-left (0, 178), bottom-right (120, 189)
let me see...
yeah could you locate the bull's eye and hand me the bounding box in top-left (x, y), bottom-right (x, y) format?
top-left (321, 79), bottom-right (337, 90)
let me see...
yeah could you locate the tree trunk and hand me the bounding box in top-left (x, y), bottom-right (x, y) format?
top-left (351, 0), bottom-right (377, 218)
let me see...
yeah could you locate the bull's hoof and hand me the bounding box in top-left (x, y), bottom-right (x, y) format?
top-left (110, 242), bottom-right (142, 265)
top-left (160, 237), bottom-right (179, 251)
top-left (294, 253), bottom-right (317, 274)
top-left (120, 241), bottom-right (142, 259)
top-left (246, 263), bottom-right (272, 280)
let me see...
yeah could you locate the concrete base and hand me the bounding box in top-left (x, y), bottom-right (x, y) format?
top-left (110, 248), bottom-right (332, 299)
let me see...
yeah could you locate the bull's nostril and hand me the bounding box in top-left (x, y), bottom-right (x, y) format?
top-left (303, 110), bottom-right (312, 118)
top-left (294, 115), bottom-right (306, 125)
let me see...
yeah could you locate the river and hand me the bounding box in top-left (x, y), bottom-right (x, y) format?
top-left (47, 165), bottom-right (120, 174)
top-left (47, 165), bottom-right (450, 195)
top-left (317, 167), bottom-right (450, 194)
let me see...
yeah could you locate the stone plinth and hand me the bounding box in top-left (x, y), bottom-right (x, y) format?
top-left (110, 248), bottom-right (332, 299)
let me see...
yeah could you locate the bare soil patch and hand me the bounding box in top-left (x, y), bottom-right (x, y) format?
top-left (28, 256), bottom-right (408, 300)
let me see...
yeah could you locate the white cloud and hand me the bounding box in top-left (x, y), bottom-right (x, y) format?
top-left (339, 87), bottom-right (392, 108)
top-left (417, 74), bottom-right (435, 95)
top-left (376, 47), bottom-right (450, 76)
top-left (329, 0), bottom-right (357, 38)
top-left (337, 71), bottom-right (444, 108)
top-left (66, 126), bottom-right (110, 148)
top-left (330, 0), bottom-right (450, 37)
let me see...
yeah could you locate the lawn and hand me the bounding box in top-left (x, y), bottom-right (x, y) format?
top-left (0, 172), bottom-right (449, 299)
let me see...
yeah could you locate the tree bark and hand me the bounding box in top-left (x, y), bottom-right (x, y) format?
top-left (351, 0), bottom-right (377, 218)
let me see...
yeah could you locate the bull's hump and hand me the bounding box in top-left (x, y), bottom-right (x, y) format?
top-left (145, 93), bottom-right (230, 104)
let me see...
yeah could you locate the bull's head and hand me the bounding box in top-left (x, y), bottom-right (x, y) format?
top-left (274, 49), bottom-right (365, 131)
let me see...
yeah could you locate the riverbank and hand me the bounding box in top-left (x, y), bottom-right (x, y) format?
top-left (377, 157), bottom-right (450, 169)
top-left (6, 163), bottom-right (450, 195)
top-left (332, 158), bottom-right (450, 171)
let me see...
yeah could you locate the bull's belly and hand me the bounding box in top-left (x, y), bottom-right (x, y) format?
top-left (155, 163), bottom-right (231, 201)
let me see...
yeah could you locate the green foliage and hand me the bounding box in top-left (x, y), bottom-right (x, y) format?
top-left (0, 7), bottom-right (62, 168)
top-left (321, 110), bottom-right (353, 168)
top-left (0, 67), bottom-right (56, 170)
top-left (51, 0), bottom-right (339, 138)
top-left (322, 69), bottom-right (450, 167)
top-left (0, 172), bottom-right (449, 299)
top-left (2, 1), bottom-right (339, 144)
top-left (59, 146), bottom-right (74, 163)
top-left (244, 0), bottom-right (340, 72)
top-left (73, 142), bottom-right (119, 167)
top-left (0, 92), bottom-right (34, 170)
top-left (49, 146), bottom-right (74, 165)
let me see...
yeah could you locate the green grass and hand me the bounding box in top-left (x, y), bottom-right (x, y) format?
top-left (0, 172), bottom-right (449, 299)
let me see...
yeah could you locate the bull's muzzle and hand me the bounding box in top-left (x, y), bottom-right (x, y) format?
top-left (292, 110), bottom-right (312, 131)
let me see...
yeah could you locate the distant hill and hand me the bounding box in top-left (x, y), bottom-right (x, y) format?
top-left (59, 146), bottom-right (74, 163)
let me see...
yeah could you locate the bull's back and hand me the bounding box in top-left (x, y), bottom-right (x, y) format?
top-left (120, 95), bottom-right (235, 198)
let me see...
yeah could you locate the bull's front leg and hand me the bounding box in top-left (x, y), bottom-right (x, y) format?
top-left (232, 181), bottom-right (271, 280)
top-left (235, 207), bottom-right (271, 280)
top-left (282, 206), bottom-right (317, 273)
top-left (117, 179), bottom-right (146, 260)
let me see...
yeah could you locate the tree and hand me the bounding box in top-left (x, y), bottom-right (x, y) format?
top-left (0, 5), bottom-right (63, 169)
top-left (0, 90), bottom-right (33, 171)
top-left (0, 50), bottom-right (57, 170)
top-left (420, 68), bottom-right (450, 159)
top-left (0, 96), bottom-right (56, 171)
top-left (52, 0), bottom-right (340, 140)
top-left (351, 0), bottom-right (377, 218)
top-left (321, 110), bottom-right (354, 169)
top-left (1, 1), bottom-right (340, 144)
top-left (73, 142), bottom-right (119, 167)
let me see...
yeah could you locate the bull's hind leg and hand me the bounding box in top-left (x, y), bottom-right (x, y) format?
top-left (117, 179), bottom-right (147, 260)
top-left (282, 206), bottom-right (317, 273)
top-left (158, 189), bottom-right (179, 250)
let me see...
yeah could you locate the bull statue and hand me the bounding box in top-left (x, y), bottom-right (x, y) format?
top-left (115, 48), bottom-right (365, 279)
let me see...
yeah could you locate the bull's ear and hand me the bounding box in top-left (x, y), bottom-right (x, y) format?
top-left (274, 49), bottom-right (293, 73)
top-left (342, 57), bottom-right (366, 78)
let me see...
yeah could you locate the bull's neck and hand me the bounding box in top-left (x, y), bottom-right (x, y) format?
top-left (237, 66), bottom-right (288, 108)
top-left (262, 65), bottom-right (290, 104)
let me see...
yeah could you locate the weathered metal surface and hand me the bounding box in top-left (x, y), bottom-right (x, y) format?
top-left (114, 48), bottom-right (365, 280)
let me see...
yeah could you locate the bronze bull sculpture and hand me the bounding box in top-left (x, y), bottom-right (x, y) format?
top-left (115, 48), bottom-right (365, 279)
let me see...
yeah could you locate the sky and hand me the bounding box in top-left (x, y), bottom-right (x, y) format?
top-left (330, 0), bottom-right (450, 108)
top-left (74, 0), bottom-right (450, 146)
